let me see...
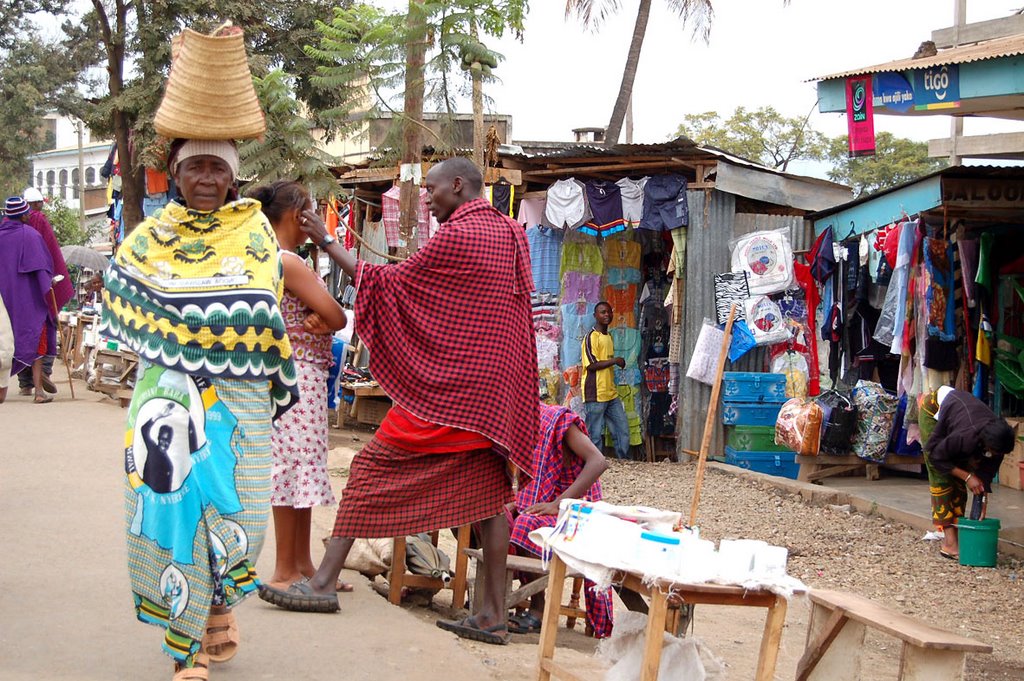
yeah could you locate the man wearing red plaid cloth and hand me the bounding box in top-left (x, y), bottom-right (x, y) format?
top-left (261, 158), bottom-right (539, 646)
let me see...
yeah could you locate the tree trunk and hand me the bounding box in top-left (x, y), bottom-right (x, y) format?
top-left (470, 19), bottom-right (485, 173)
top-left (398, 1), bottom-right (427, 256)
top-left (604, 0), bottom-right (652, 146)
top-left (97, 0), bottom-right (144, 233)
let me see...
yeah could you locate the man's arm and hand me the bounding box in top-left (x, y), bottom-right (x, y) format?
top-left (523, 424), bottom-right (608, 516)
top-left (299, 208), bottom-right (358, 279)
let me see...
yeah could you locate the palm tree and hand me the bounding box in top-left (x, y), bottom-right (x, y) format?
top-left (567, 1), bottom-right (769, 146)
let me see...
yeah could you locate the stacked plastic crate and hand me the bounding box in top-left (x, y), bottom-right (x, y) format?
top-left (720, 372), bottom-right (799, 479)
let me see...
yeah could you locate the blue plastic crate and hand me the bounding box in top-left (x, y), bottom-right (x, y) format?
top-left (724, 446), bottom-right (800, 479)
top-left (721, 372), bottom-right (787, 403)
top-left (720, 401), bottom-right (783, 427)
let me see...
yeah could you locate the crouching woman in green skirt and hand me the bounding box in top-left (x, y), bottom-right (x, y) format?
top-left (916, 387), bottom-right (1015, 561)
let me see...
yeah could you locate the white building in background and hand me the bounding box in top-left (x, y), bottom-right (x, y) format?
top-left (28, 113), bottom-right (112, 221)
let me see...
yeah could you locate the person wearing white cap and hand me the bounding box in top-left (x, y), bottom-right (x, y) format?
top-left (17, 186), bottom-right (74, 396)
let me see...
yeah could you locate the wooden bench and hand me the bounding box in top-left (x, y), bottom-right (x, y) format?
top-left (387, 526), bottom-right (471, 608)
top-left (796, 454), bottom-right (924, 482)
top-left (463, 548), bottom-right (588, 630)
top-left (798, 589), bottom-right (993, 681)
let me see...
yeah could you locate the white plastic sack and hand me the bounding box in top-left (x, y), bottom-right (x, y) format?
top-left (730, 228), bottom-right (794, 295)
top-left (599, 612), bottom-right (724, 681)
top-left (685, 318), bottom-right (725, 386)
top-left (743, 295), bottom-right (790, 346)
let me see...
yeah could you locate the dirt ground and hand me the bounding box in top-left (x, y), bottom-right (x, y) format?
top-left (328, 427), bottom-right (1024, 680)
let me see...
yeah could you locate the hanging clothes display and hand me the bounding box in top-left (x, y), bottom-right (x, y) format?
top-left (580, 180), bottom-right (626, 237)
top-left (544, 178), bottom-right (591, 230)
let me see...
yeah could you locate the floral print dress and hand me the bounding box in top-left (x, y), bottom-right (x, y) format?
top-left (270, 254), bottom-right (337, 508)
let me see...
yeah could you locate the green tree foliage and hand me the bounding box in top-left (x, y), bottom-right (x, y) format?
top-left (307, 1), bottom-right (526, 161)
top-left (0, 28), bottom-right (86, 198)
top-left (42, 196), bottom-right (91, 247)
top-left (675, 106), bottom-right (827, 171)
top-left (826, 132), bottom-right (948, 197)
top-left (239, 70), bottom-right (339, 197)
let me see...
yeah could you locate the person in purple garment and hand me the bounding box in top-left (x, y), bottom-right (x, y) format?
top-left (19, 188), bottom-right (73, 396)
top-left (0, 197), bottom-right (55, 403)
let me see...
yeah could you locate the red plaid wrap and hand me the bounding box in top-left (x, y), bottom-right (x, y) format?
top-left (354, 198), bottom-right (538, 472)
top-left (509, 404), bottom-right (613, 638)
top-left (332, 437), bottom-right (511, 537)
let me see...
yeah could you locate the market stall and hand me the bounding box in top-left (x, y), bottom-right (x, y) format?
top-left (803, 166), bottom-right (1024, 486)
top-left (327, 138), bottom-right (850, 462)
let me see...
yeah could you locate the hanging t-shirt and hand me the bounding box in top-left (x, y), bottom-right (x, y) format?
top-left (517, 197), bottom-right (546, 227)
top-left (603, 237), bottom-right (642, 270)
top-left (616, 176), bottom-right (648, 227)
top-left (561, 301), bottom-right (596, 369)
top-left (603, 284), bottom-right (638, 329)
top-left (560, 242), bottom-right (603, 278)
top-left (563, 271), bottom-right (602, 303)
top-left (731, 229), bottom-right (795, 295)
top-left (526, 225), bottom-right (563, 296)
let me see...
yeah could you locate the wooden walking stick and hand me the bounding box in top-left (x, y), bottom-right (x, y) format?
top-left (688, 304), bottom-right (737, 527)
top-left (50, 282), bottom-right (76, 400)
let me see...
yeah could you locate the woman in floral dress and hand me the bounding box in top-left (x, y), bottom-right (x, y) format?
top-left (248, 181), bottom-right (347, 590)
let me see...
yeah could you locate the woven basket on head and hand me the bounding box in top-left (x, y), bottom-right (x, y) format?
top-left (154, 26), bottom-right (266, 140)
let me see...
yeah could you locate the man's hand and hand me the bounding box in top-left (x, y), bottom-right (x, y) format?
top-left (303, 312), bottom-right (333, 335)
top-left (300, 208), bottom-right (329, 244)
top-left (615, 357), bottom-right (626, 368)
top-left (524, 501), bottom-right (561, 516)
top-left (965, 473), bottom-right (986, 496)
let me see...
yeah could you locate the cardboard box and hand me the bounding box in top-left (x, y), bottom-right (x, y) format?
top-left (356, 397), bottom-right (392, 426)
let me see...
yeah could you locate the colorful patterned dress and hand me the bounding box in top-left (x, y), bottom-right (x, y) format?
top-left (270, 254), bottom-right (337, 508)
top-left (510, 404), bottom-right (614, 638)
top-left (102, 199), bottom-right (297, 666)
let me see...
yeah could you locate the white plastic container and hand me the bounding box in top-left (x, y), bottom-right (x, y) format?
top-left (717, 539), bottom-right (767, 583)
top-left (752, 545), bottom-right (789, 577)
top-left (636, 530), bottom-right (681, 576)
top-left (676, 538), bottom-right (717, 583)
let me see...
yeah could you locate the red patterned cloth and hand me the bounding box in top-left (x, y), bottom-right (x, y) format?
top-left (377, 403), bottom-right (490, 454)
top-left (354, 197), bottom-right (538, 472)
top-left (26, 209), bottom-right (74, 314)
top-left (510, 404), bottom-right (613, 638)
top-left (332, 436), bottom-right (511, 537)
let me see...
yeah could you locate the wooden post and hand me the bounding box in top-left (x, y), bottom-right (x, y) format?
top-left (688, 304), bottom-right (736, 527)
top-left (640, 585), bottom-right (670, 681)
top-left (536, 554), bottom-right (567, 681)
top-left (450, 524), bottom-right (471, 610)
top-left (754, 595), bottom-right (789, 681)
top-left (51, 290), bottom-right (75, 399)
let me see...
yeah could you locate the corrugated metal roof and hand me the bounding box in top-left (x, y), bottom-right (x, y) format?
top-left (808, 164), bottom-right (1024, 219)
top-left (812, 33), bottom-right (1024, 81)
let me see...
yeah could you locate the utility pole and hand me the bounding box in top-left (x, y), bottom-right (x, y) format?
top-left (76, 119), bottom-right (87, 229)
top-left (948, 0), bottom-right (967, 165)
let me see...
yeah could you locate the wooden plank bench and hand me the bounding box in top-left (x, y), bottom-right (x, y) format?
top-left (798, 589), bottom-right (993, 681)
top-left (463, 547), bottom-right (587, 630)
top-left (797, 454), bottom-right (924, 482)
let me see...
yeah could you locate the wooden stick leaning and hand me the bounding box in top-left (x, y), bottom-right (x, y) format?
top-left (50, 289), bottom-right (76, 400)
top-left (688, 303), bottom-right (736, 527)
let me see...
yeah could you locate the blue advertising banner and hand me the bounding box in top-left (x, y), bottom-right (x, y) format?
top-left (872, 72), bottom-right (914, 113)
top-left (913, 64), bottom-right (960, 110)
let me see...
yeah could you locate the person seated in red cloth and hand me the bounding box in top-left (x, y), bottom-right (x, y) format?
top-left (507, 402), bottom-right (612, 638)
top-left (262, 158), bottom-right (539, 646)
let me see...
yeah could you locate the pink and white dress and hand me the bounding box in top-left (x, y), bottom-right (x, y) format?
top-left (270, 254), bottom-right (338, 508)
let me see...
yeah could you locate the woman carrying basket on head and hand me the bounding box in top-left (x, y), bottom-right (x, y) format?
top-left (101, 24), bottom-right (297, 680)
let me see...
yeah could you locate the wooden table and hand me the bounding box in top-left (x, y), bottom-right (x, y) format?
top-left (536, 554), bottom-right (791, 681)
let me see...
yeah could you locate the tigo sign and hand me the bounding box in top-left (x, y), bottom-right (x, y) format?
top-left (913, 64), bottom-right (960, 110)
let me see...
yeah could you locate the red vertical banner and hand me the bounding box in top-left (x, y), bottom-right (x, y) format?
top-left (846, 76), bottom-right (876, 157)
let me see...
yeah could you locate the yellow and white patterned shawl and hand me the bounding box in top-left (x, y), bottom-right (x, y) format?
top-left (101, 198), bottom-right (298, 417)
